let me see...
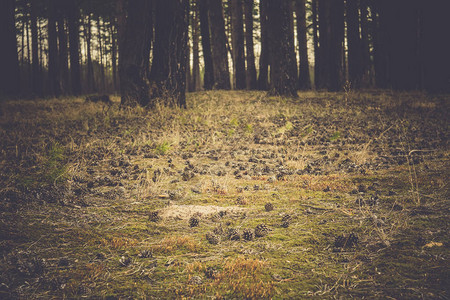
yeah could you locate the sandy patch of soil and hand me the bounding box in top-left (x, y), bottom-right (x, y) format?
top-left (159, 204), bottom-right (246, 220)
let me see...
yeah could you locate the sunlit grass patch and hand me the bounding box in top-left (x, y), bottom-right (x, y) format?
top-left (151, 236), bottom-right (202, 254)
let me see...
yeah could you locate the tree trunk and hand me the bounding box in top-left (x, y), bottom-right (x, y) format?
top-left (421, 0), bottom-right (450, 93)
top-left (198, 0), bottom-right (214, 90)
top-left (231, 0), bottom-right (246, 89)
top-left (118, 0), bottom-right (152, 106)
top-left (371, 0), bottom-right (388, 88)
top-left (346, 0), bottom-right (362, 87)
top-left (48, 0), bottom-right (61, 97)
top-left (0, 0), bottom-right (20, 96)
top-left (377, 0), bottom-right (420, 90)
top-left (67, 0), bottom-right (82, 95)
top-left (359, 0), bottom-right (371, 86)
top-left (187, 36), bottom-right (193, 92)
top-left (149, 0), bottom-right (188, 107)
top-left (208, 0), bottom-right (231, 89)
top-left (97, 16), bottom-right (106, 92)
top-left (266, 0), bottom-right (298, 97)
top-left (192, 4), bottom-right (201, 91)
top-left (109, 21), bottom-right (118, 91)
top-left (295, 0), bottom-right (311, 90)
top-left (312, 0), bottom-right (320, 89)
top-left (57, 11), bottom-right (69, 95)
top-left (85, 14), bottom-right (95, 93)
top-left (30, 1), bottom-right (42, 97)
top-left (244, 0), bottom-right (257, 89)
top-left (257, 0), bottom-right (269, 90)
top-left (317, 0), bottom-right (344, 91)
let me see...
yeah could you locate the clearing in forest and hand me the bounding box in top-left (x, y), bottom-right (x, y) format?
top-left (0, 91), bottom-right (448, 299)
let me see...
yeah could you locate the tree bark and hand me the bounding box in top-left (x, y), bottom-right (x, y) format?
top-left (266, 0), bottom-right (298, 97)
top-left (118, 0), bottom-right (152, 106)
top-left (0, 0), bottom-right (20, 96)
top-left (149, 0), bottom-right (188, 107)
top-left (244, 0), bottom-right (257, 89)
top-left (317, 0), bottom-right (344, 91)
top-left (198, 0), bottom-right (214, 90)
top-left (231, 0), bottom-right (246, 89)
top-left (257, 0), bottom-right (269, 90)
top-left (359, 0), bottom-right (371, 86)
top-left (30, 0), bottom-right (42, 97)
top-left (346, 0), bottom-right (362, 87)
top-left (57, 10), bottom-right (69, 95)
top-left (208, 0), bottom-right (231, 89)
top-left (421, 0), bottom-right (450, 93)
top-left (192, 3), bottom-right (201, 91)
top-left (48, 0), bottom-right (61, 97)
top-left (85, 14), bottom-right (96, 93)
top-left (312, 0), bottom-right (320, 89)
top-left (295, 0), bottom-right (311, 90)
top-left (109, 21), bottom-right (118, 91)
top-left (67, 0), bottom-right (82, 95)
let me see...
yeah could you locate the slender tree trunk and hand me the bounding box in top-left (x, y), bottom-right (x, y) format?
top-left (244, 0), bottom-right (257, 89)
top-left (192, 3), bottom-right (201, 91)
top-left (149, 0), bottom-right (188, 107)
top-left (231, 0), bottom-right (246, 89)
top-left (359, 0), bottom-right (371, 86)
top-left (266, 0), bottom-right (298, 97)
top-left (67, 0), bottom-right (82, 95)
top-left (26, 11), bottom-right (31, 87)
top-left (317, 0), bottom-right (344, 91)
top-left (346, 0), bottom-right (362, 87)
top-left (48, 0), bottom-right (61, 97)
top-left (296, 0), bottom-right (311, 90)
top-left (97, 16), bottom-right (106, 92)
top-left (118, 0), bottom-right (152, 106)
top-left (109, 21), bottom-right (118, 91)
top-left (257, 0), bottom-right (269, 90)
top-left (371, 0), bottom-right (388, 88)
top-left (208, 0), bottom-right (231, 89)
top-left (187, 36), bottom-right (193, 92)
top-left (57, 11), bottom-right (69, 95)
top-left (30, 1), bottom-right (42, 97)
top-left (421, 1), bottom-right (450, 92)
top-left (85, 14), bottom-right (95, 93)
top-left (0, 0), bottom-right (20, 96)
top-left (312, 0), bottom-right (320, 89)
top-left (198, 0), bottom-right (214, 90)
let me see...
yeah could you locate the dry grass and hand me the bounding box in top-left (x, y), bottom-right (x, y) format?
top-left (0, 90), bottom-right (448, 299)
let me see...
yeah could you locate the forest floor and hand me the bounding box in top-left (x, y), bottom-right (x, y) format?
top-left (0, 90), bottom-right (448, 299)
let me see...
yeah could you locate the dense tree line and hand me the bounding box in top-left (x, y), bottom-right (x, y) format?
top-left (1, 0), bottom-right (449, 104)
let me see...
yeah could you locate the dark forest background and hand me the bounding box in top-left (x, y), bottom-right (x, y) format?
top-left (1, 0), bottom-right (449, 105)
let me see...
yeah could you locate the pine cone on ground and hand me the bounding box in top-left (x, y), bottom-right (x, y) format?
top-left (265, 202), bottom-right (274, 212)
top-left (227, 228), bottom-right (241, 240)
top-left (149, 211), bottom-right (160, 222)
top-left (281, 214), bottom-right (292, 228)
top-left (243, 229), bottom-right (254, 241)
top-left (254, 224), bottom-right (270, 237)
top-left (189, 217), bottom-right (199, 227)
top-left (205, 266), bottom-right (218, 279)
top-left (206, 232), bottom-right (219, 245)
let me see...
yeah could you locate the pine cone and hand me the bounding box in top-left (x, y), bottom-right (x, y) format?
top-left (265, 202), bottom-right (274, 212)
top-left (254, 224), bottom-right (270, 237)
top-left (243, 229), bottom-right (254, 241)
top-left (227, 228), bottom-right (241, 240)
top-left (205, 266), bottom-right (218, 279)
top-left (149, 211), bottom-right (160, 222)
top-left (281, 214), bottom-right (292, 227)
top-left (206, 232), bottom-right (219, 245)
top-left (334, 233), bottom-right (358, 248)
top-left (189, 217), bottom-right (199, 227)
